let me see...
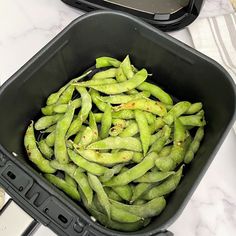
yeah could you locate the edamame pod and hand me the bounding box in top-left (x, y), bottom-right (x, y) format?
top-left (87, 137), bottom-right (142, 152)
top-left (46, 70), bottom-right (91, 105)
top-left (35, 114), bottom-right (62, 130)
top-left (53, 98), bottom-right (81, 113)
top-left (67, 87), bottom-right (92, 137)
top-left (57, 85), bottom-right (74, 104)
top-left (89, 112), bottom-right (99, 142)
top-left (75, 149), bottom-right (134, 167)
top-left (114, 98), bottom-right (167, 117)
top-left (68, 149), bottom-right (108, 175)
top-left (104, 187), bottom-right (123, 202)
top-left (90, 89), bottom-right (106, 112)
top-left (112, 185), bottom-right (133, 202)
top-left (100, 103), bottom-right (112, 139)
top-left (96, 56), bottom-right (121, 68)
top-left (45, 174), bottom-right (80, 201)
top-left (24, 122), bottom-right (55, 173)
top-left (184, 127), bottom-right (204, 164)
top-left (185, 102), bottom-right (203, 114)
top-left (92, 68), bottom-right (117, 80)
top-left (137, 82), bottom-right (173, 105)
top-left (88, 173), bottom-right (110, 218)
top-left (64, 173), bottom-right (77, 188)
top-left (131, 183), bottom-right (153, 202)
top-left (38, 139), bottom-right (53, 159)
top-left (135, 110), bottom-right (150, 155)
top-left (120, 55), bottom-right (134, 79)
top-left (54, 104), bottom-right (75, 164)
top-left (104, 152), bottom-right (157, 186)
top-left (179, 115), bottom-right (206, 127)
top-left (134, 171), bottom-right (174, 183)
top-left (149, 125), bottom-right (171, 153)
top-left (110, 197), bottom-right (166, 218)
top-left (99, 91), bottom-right (150, 104)
top-left (87, 206), bottom-right (150, 232)
top-left (89, 69), bottom-right (148, 95)
top-left (74, 78), bottom-right (117, 87)
top-left (163, 101), bottom-right (191, 125)
top-left (143, 165), bottom-right (184, 200)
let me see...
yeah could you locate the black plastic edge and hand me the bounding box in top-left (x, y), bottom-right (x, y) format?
top-left (61, 0), bottom-right (204, 31)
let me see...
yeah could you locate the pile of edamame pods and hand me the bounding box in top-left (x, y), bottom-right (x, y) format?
top-left (24, 55), bottom-right (206, 231)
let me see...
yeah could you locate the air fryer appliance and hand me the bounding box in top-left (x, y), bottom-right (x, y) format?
top-left (61, 0), bottom-right (205, 31)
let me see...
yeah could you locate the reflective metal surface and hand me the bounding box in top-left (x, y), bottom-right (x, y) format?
top-left (104, 0), bottom-right (190, 14)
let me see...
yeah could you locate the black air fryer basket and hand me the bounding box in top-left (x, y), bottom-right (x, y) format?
top-left (0, 11), bottom-right (235, 236)
top-left (62, 0), bottom-right (205, 31)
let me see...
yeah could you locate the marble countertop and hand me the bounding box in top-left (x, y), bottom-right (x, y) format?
top-left (0, 0), bottom-right (235, 235)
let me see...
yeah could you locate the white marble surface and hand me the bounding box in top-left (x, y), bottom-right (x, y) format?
top-left (0, 0), bottom-right (235, 236)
